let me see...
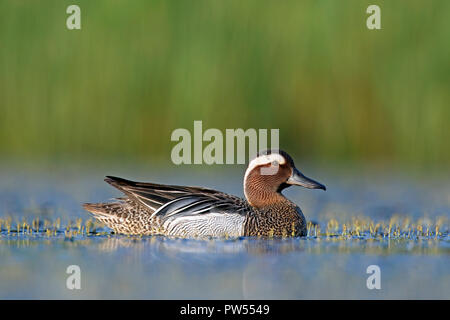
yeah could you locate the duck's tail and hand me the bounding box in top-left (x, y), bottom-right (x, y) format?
top-left (83, 201), bottom-right (130, 232)
top-left (82, 201), bottom-right (162, 236)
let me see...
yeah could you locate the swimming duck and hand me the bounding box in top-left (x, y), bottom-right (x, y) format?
top-left (83, 150), bottom-right (326, 238)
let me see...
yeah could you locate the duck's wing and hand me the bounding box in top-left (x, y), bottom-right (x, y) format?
top-left (103, 176), bottom-right (249, 221)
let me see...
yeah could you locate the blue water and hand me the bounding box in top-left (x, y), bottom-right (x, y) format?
top-left (0, 163), bottom-right (449, 299)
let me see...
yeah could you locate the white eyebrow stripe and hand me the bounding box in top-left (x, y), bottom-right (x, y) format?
top-left (248, 153), bottom-right (286, 170)
top-left (243, 153), bottom-right (286, 182)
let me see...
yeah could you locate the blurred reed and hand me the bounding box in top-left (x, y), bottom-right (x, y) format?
top-left (0, 0), bottom-right (449, 167)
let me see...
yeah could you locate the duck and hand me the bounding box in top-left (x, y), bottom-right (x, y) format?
top-left (83, 150), bottom-right (326, 238)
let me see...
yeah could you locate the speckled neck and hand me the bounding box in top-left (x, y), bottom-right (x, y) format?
top-left (243, 169), bottom-right (286, 208)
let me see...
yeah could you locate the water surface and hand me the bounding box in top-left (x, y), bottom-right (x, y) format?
top-left (0, 164), bottom-right (449, 299)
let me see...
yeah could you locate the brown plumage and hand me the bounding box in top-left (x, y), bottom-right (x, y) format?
top-left (83, 150), bottom-right (326, 238)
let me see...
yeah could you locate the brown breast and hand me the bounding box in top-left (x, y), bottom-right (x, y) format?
top-left (243, 200), bottom-right (307, 237)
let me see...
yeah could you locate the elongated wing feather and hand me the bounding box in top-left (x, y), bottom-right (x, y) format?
top-left (104, 176), bottom-right (249, 223)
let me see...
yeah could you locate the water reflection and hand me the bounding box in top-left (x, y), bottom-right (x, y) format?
top-left (3, 234), bottom-right (447, 255)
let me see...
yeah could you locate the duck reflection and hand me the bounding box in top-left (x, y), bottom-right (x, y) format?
top-left (95, 236), bottom-right (307, 255)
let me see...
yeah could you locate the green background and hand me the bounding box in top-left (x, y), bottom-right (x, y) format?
top-left (0, 1), bottom-right (449, 168)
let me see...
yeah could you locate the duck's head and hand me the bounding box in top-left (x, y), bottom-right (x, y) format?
top-left (243, 150), bottom-right (326, 207)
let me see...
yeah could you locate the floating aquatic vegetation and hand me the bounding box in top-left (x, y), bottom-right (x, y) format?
top-left (0, 215), bottom-right (447, 241)
top-left (0, 216), bottom-right (110, 239)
